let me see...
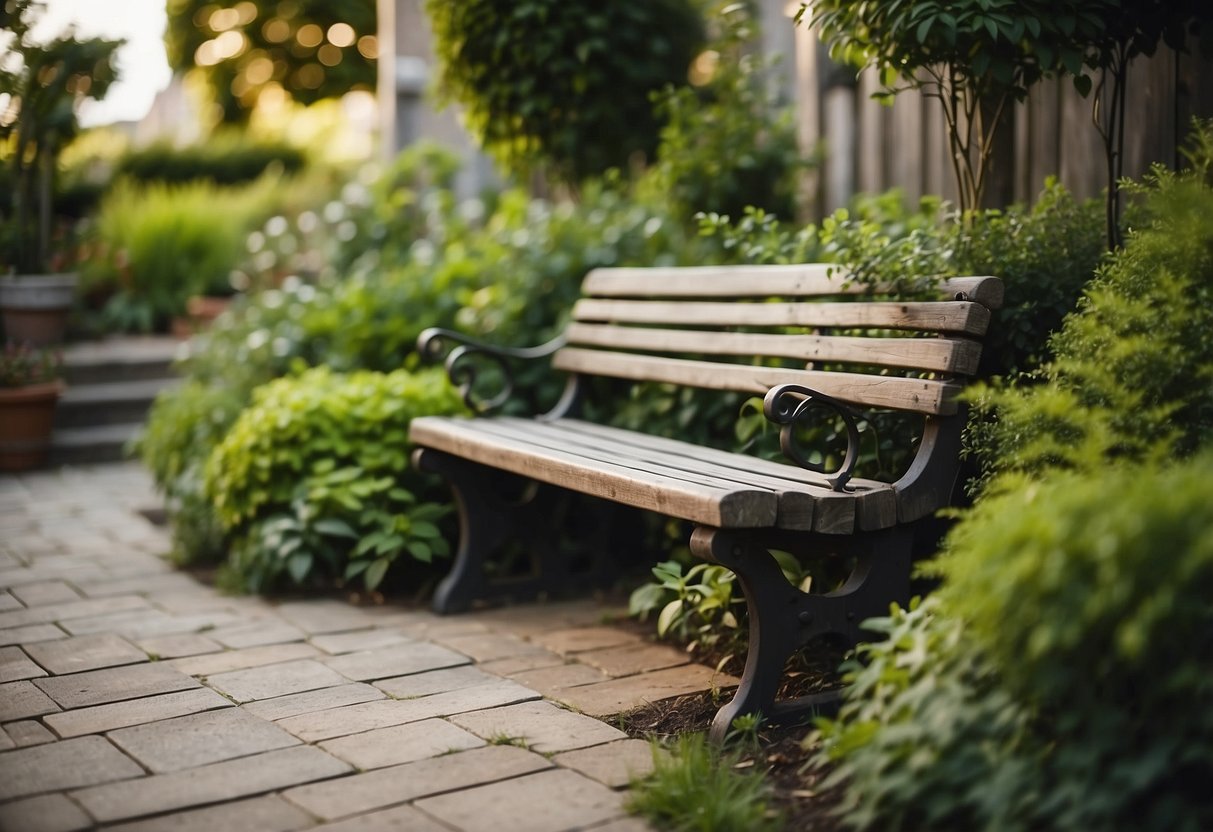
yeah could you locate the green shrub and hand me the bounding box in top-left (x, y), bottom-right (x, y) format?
top-left (817, 457), bottom-right (1213, 832)
top-left (85, 179), bottom-right (253, 331)
top-left (426, 0), bottom-right (704, 183)
top-left (641, 3), bottom-right (807, 223)
top-left (627, 734), bottom-right (783, 832)
top-left (203, 366), bottom-right (468, 592)
top-left (970, 131), bottom-right (1213, 486)
top-left (116, 137), bottom-right (307, 186)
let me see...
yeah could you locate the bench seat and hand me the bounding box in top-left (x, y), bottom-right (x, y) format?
top-left (410, 416), bottom-right (897, 533)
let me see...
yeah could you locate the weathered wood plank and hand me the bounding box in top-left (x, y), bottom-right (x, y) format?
top-left (469, 418), bottom-right (818, 530)
top-left (543, 419), bottom-right (899, 533)
top-left (409, 417), bottom-right (779, 528)
top-left (564, 323), bottom-right (981, 375)
top-left (571, 299), bottom-right (991, 336)
top-left (552, 349), bottom-right (960, 415)
top-left (583, 268), bottom-right (1004, 309)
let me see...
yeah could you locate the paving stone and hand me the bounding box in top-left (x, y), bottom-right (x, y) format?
top-left (0, 590), bottom-right (23, 610)
top-left (509, 662), bottom-right (611, 695)
top-left (415, 768), bottom-right (626, 832)
top-left (274, 600), bottom-right (378, 635)
top-left (109, 706), bottom-right (301, 773)
top-left (0, 728), bottom-right (13, 750)
top-left (534, 626), bottom-right (641, 656)
top-left (310, 628), bottom-right (413, 655)
top-left (553, 664), bottom-right (739, 718)
top-left (23, 633), bottom-right (147, 674)
top-left (5, 719), bottom-right (56, 747)
top-left (8, 581), bottom-right (82, 607)
top-left (433, 632), bottom-right (553, 662)
top-left (74, 572), bottom-right (203, 599)
top-left (137, 633), bottom-right (223, 659)
top-left (577, 642), bottom-right (691, 677)
top-left (278, 678), bottom-right (541, 743)
top-left (322, 642), bottom-right (470, 682)
top-left (243, 682), bottom-right (386, 722)
top-left (374, 664), bottom-right (498, 699)
top-left (282, 745), bottom-right (551, 821)
top-left (206, 658), bottom-right (349, 703)
top-left (466, 600), bottom-right (625, 636)
top-left (104, 795), bottom-right (314, 832)
top-left (478, 650), bottom-right (566, 676)
top-left (310, 803), bottom-right (450, 832)
top-left (0, 680), bottom-right (60, 721)
top-left (169, 642), bottom-right (321, 676)
top-left (552, 739), bottom-right (662, 789)
top-left (34, 661), bottom-right (200, 709)
top-left (0, 623), bottom-right (65, 646)
top-left (61, 608), bottom-right (243, 640)
top-left (319, 717), bottom-right (486, 770)
top-left (451, 700), bottom-right (627, 754)
top-left (45, 686), bottom-right (232, 738)
top-left (208, 619), bottom-right (309, 649)
top-left (397, 619), bottom-right (489, 640)
top-left (0, 735), bottom-right (144, 800)
top-left (583, 817), bottom-right (658, 832)
top-left (0, 793), bottom-right (93, 832)
top-left (0, 645), bottom-right (48, 682)
top-left (71, 745), bottom-right (353, 824)
top-left (0, 595), bottom-right (152, 630)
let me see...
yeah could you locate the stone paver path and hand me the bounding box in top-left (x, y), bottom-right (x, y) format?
top-left (0, 464), bottom-right (737, 831)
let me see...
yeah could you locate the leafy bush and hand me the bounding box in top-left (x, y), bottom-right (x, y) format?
top-left (641, 3), bottom-right (807, 223)
top-left (84, 179), bottom-right (253, 331)
top-left (627, 734), bottom-right (783, 832)
top-left (116, 137), bottom-right (307, 186)
top-left (816, 456), bottom-right (1213, 832)
top-left (970, 130), bottom-right (1213, 485)
top-left (426, 0), bottom-right (704, 183)
top-left (203, 366), bottom-right (468, 592)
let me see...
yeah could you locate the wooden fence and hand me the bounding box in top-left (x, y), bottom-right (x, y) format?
top-left (792, 25), bottom-right (1213, 215)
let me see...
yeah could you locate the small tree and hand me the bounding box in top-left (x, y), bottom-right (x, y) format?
top-left (0, 0), bottom-right (122, 273)
top-left (1077, 1), bottom-right (1213, 248)
top-left (426, 0), bottom-right (704, 187)
top-left (799, 0), bottom-right (1105, 214)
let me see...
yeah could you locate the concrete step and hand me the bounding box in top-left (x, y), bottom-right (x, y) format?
top-left (61, 336), bottom-right (183, 386)
top-left (54, 378), bottom-right (180, 429)
top-left (48, 423), bottom-right (143, 466)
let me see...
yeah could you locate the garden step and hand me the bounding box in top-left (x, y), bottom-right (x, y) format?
top-left (48, 423), bottom-right (143, 466)
top-left (54, 378), bottom-right (179, 429)
top-left (60, 337), bottom-right (183, 386)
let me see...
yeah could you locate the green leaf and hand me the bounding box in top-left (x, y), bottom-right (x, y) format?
top-left (286, 552), bottom-right (313, 584)
top-left (364, 558), bottom-right (390, 591)
top-left (315, 518), bottom-right (358, 539)
top-left (657, 599), bottom-right (684, 637)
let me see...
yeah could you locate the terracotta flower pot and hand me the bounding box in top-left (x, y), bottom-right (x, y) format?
top-left (0, 274), bottom-right (78, 347)
top-left (0, 380), bottom-right (64, 471)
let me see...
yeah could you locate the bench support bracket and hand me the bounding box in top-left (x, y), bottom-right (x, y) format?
top-left (691, 525), bottom-right (912, 743)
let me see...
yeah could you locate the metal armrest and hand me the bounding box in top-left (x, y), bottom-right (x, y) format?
top-left (763, 383), bottom-right (861, 492)
top-left (416, 327), bottom-right (567, 414)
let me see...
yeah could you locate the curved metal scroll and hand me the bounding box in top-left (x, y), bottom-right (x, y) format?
top-left (763, 383), bottom-right (861, 492)
top-left (416, 327), bottom-right (567, 414)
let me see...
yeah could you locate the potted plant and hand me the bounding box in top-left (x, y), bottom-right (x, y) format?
top-left (0, 340), bottom-right (64, 471)
top-left (0, 0), bottom-right (122, 345)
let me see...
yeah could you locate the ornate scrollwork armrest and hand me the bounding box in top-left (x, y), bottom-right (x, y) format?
top-left (416, 327), bottom-right (567, 414)
top-left (763, 383), bottom-right (861, 492)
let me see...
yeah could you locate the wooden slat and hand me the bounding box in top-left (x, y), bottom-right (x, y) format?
top-left (543, 419), bottom-right (900, 533)
top-left (409, 417), bottom-right (778, 528)
top-left (582, 267), bottom-right (1004, 310)
top-left (551, 348), bottom-right (959, 415)
top-left (565, 323), bottom-right (981, 375)
top-left (572, 298), bottom-right (991, 336)
top-left (467, 418), bottom-right (816, 530)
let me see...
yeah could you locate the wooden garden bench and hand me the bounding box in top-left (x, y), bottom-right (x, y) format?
top-left (410, 264), bottom-right (1003, 740)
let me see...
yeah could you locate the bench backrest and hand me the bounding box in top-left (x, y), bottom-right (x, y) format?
top-left (552, 265), bottom-right (1003, 416)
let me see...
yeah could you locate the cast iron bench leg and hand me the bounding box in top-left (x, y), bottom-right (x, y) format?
top-left (692, 525), bottom-right (913, 744)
